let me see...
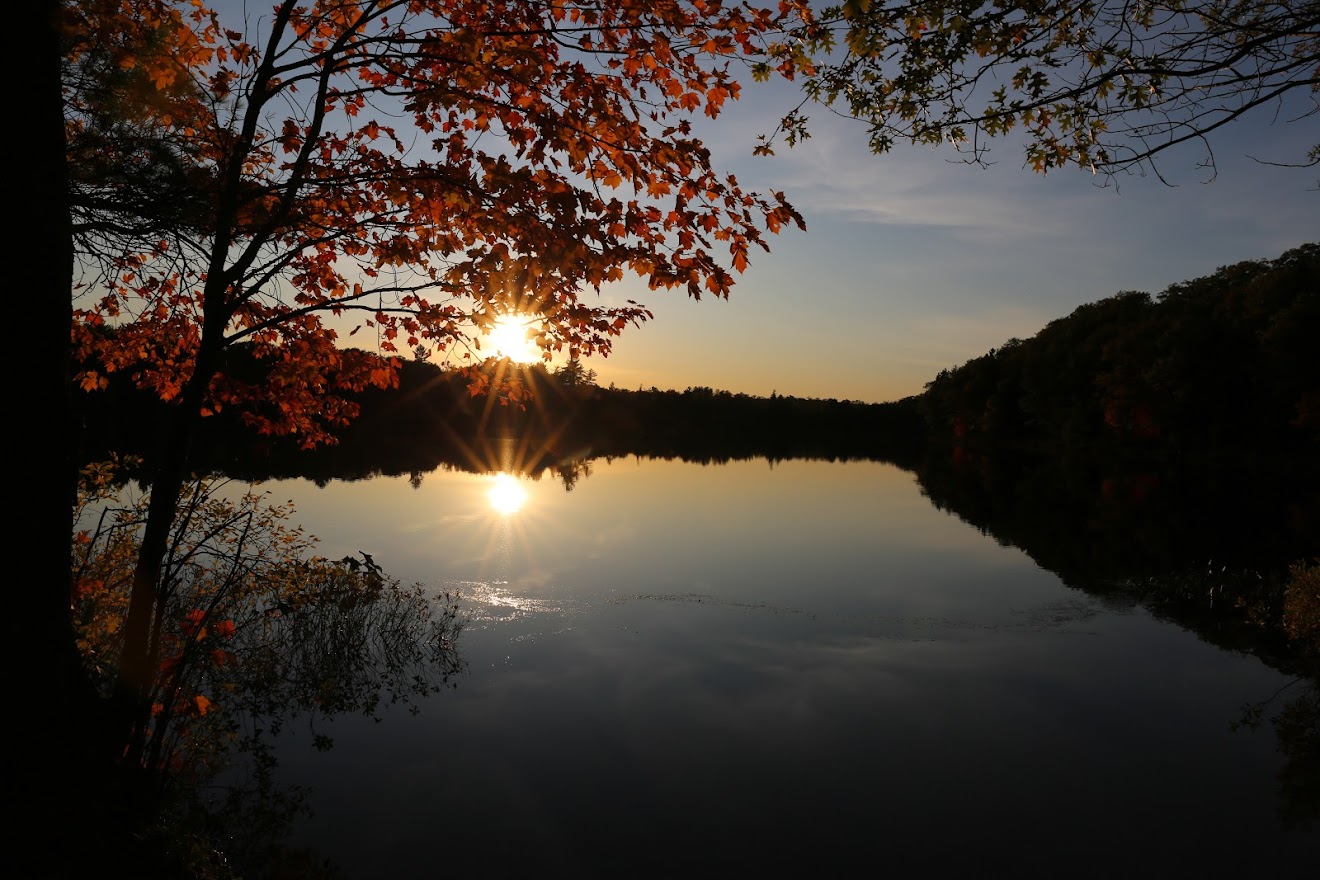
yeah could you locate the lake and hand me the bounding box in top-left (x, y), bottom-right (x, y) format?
top-left (228, 454), bottom-right (1315, 876)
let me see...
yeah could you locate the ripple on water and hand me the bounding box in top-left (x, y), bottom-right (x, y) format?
top-left (440, 579), bottom-right (574, 625)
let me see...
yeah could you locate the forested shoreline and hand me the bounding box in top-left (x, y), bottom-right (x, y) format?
top-left (919, 242), bottom-right (1318, 469)
top-left (78, 243), bottom-right (1318, 482)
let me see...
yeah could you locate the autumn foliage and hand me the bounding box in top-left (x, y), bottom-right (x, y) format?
top-left (66, 0), bottom-right (815, 449)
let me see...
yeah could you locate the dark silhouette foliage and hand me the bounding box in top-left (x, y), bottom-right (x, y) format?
top-left (919, 242), bottom-right (1319, 466)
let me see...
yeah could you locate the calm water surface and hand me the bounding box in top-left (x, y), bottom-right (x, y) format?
top-left (245, 457), bottom-right (1314, 875)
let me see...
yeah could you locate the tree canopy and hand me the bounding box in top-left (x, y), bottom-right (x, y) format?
top-left (770, 0), bottom-right (1320, 182)
top-left (67, 0), bottom-right (815, 449)
top-left (55, 0), bottom-right (817, 768)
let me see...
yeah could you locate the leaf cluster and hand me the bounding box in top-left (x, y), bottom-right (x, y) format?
top-left (782, 0), bottom-right (1320, 181)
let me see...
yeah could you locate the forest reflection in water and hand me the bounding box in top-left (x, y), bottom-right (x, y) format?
top-left (186, 442), bottom-right (1320, 877)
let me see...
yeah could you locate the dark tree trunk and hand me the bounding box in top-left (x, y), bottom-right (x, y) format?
top-left (114, 333), bottom-right (222, 764)
top-left (28, 0), bottom-right (104, 866)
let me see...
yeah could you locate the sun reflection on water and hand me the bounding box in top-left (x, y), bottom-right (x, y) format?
top-left (487, 473), bottom-right (528, 515)
top-left (443, 464), bottom-right (577, 628)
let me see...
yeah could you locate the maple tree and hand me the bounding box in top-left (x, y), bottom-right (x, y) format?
top-left (54, 0), bottom-right (815, 762)
top-left (770, 0), bottom-right (1319, 182)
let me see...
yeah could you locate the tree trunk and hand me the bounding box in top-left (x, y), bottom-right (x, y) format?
top-left (113, 335), bottom-right (222, 763)
top-left (114, 423), bottom-right (191, 764)
top-left (34, 0), bottom-right (78, 694)
top-left (29, 0), bottom-right (105, 864)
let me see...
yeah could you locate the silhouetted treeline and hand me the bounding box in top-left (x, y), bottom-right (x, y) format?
top-left (919, 242), bottom-right (1319, 468)
top-left (74, 346), bottom-right (928, 481)
top-left (342, 357), bottom-right (929, 464)
top-left (78, 243), bottom-right (1318, 483)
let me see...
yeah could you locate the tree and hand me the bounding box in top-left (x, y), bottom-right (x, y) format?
top-left (555, 354), bottom-right (598, 387)
top-left (768, 0), bottom-right (1320, 182)
top-left (57, 0), bottom-right (814, 761)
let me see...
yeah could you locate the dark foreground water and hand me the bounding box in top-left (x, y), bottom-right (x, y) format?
top-left (239, 457), bottom-right (1315, 876)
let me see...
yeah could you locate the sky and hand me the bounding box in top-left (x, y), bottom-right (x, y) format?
top-left (203, 2), bottom-right (1317, 406)
top-left (580, 70), bottom-right (1317, 404)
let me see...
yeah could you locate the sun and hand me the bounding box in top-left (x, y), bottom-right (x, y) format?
top-left (484, 315), bottom-right (541, 363)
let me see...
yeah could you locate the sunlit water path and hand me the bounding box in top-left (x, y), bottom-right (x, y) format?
top-left (241, 458), bottom-right (1314, 875)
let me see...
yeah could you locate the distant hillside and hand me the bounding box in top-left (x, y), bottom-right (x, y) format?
top-left (916, 242), bottom-right (1319, 467)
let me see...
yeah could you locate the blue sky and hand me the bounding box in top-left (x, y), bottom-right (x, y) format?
top-left (202, 2), bottom-right (1316, 405)
top-left (585, 71), bottom-right (1317, 403)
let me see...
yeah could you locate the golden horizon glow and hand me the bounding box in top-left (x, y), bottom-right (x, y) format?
top-left (484, 315), bottom-right (542, 364)
top-left (487, 472), bottom-right (528, 515)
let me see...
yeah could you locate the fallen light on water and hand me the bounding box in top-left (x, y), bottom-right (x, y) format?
top-left (487, 473), bottom-right (528, 515)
